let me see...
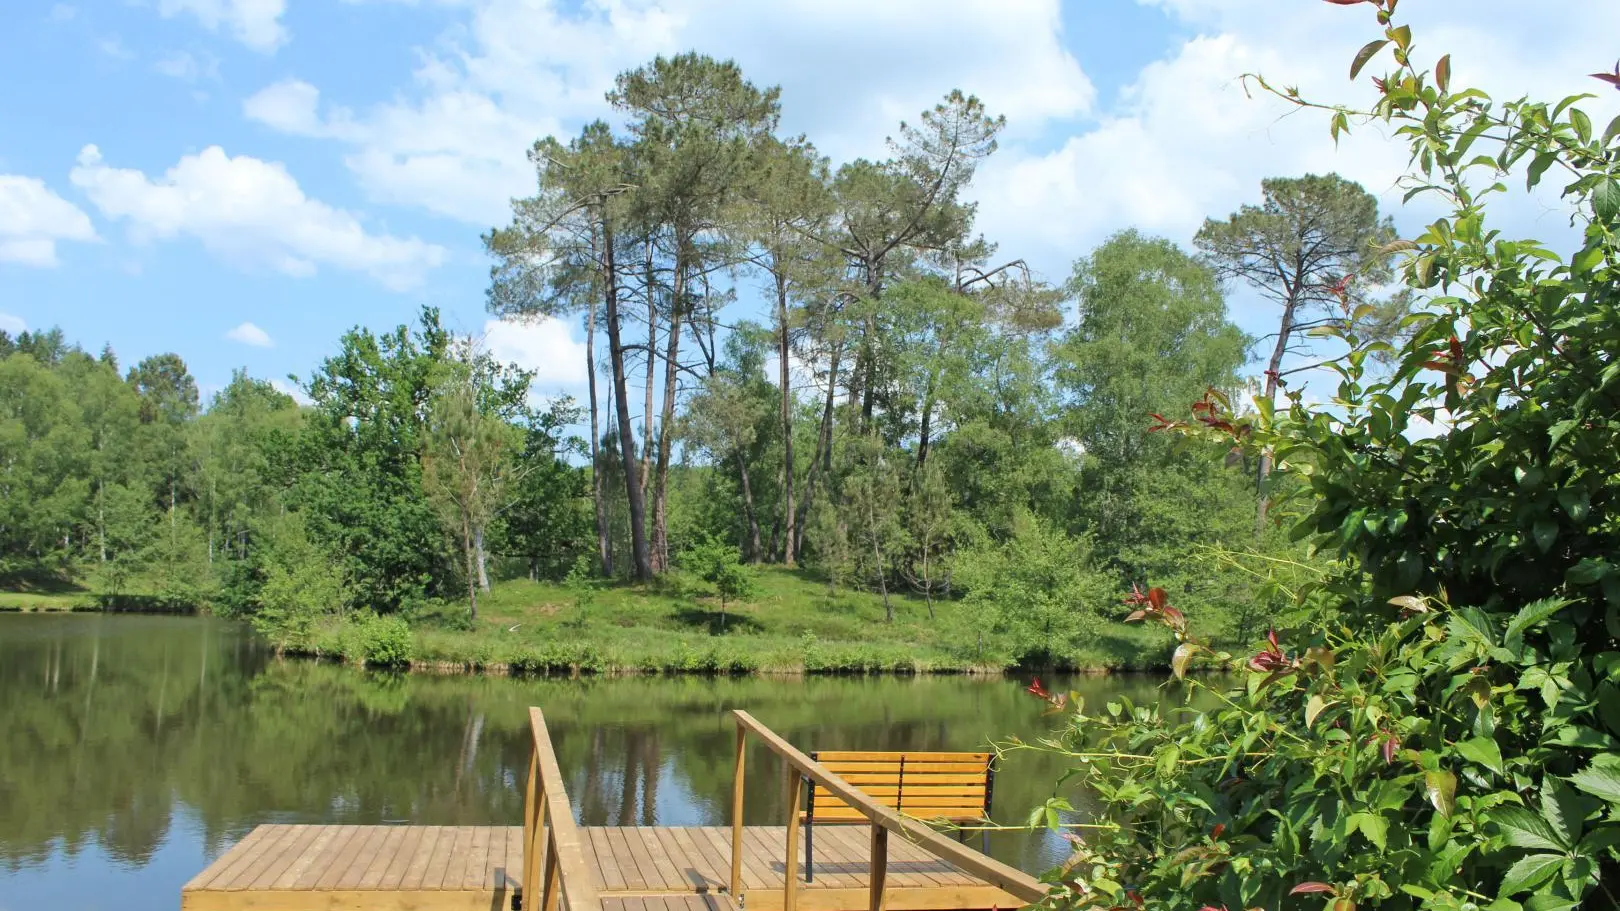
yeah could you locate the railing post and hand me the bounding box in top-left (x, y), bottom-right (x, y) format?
top-left (868, 824), bottom-right (888, 911)
top-left (524, 754), bottom-right (542, 909)
top-left (542, 835), bottom-right (562, 911)
top-left (731, 722), bottom-right (746, 896)
top-left (783, 762), bottom-right (804, 911)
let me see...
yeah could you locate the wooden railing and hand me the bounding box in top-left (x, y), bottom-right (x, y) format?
top-left (523, 707), bottom-right (603, 911)
top-left (729, 710), bottom-right (1047, 911)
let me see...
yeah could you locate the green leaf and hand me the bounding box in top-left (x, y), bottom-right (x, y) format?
top-left (1594, 179), bottom-right (1620, 222)
top-left (1352, 811), bottom-right (1389, 851)
top-left (1426, 770), bottom-right (1458, 817)
top-left (1171, 642), bottom-right (1194, 679)
top-left (1351, 39), bottom-right (1389, 80)
top-left (1527, 151), bottom-right (1558, 191)
top-left (1499, 853), bottom-right (1564, 896)
top-left (1541, 779), bottom-right (1583, 846)
top-left (1571, 108), bottom-right (1593, 144)
top-left (1435, 54), bottom-right (1451, 92)
top-left (1456, 737), bottom-right (1505, 775)
top-left (1532, 518), bottom-right (1558, 553)
top-left (1505, 598), bottom-right (1570, 651)
top-left (1570, 764), bottom-right (1620, 804)
top-left (1306, 694), bottom-right (1330, 729)
top-left (1492, 805), bottom-right (1569, 852)
top-left (1557, 487), bottom-right (1592, 523)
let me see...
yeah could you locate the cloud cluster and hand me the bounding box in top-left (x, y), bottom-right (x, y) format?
top-left (157, 0), bottom-right (288, 53)
top-left (69, 144), bottom-right (446, 290)
top-left (0, 175), bottom-right (98, 267)
top-left (482, 317), bottom-right (588, 390)
top-left (245, 0), bottom-right (1093, 225)
top-left (226, 321), bottom-right (274, 347)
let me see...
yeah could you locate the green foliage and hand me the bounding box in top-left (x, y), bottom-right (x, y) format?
top-left (954, 514), bottom-right (1116, 666)
top-left (251, 515), bottom-right (347, 652)
top-left (1031, 5), bottom-right (1620, 909)
top-left (681, 534), bottom-right (760, 623)
top-left (340, 611), bottom-right (415, 668)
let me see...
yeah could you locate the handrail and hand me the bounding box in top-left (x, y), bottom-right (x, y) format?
top-left (524, 707), bottom-right (603, 911)
top-left (729, 710), bottom-right (1046, 911)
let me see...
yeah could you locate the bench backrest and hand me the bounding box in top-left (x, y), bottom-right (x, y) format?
top-left (805, 751), bottom-right (994, 824)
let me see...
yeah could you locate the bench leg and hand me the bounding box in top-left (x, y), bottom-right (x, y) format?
top-left (804, 822), bottom-right (814, 883)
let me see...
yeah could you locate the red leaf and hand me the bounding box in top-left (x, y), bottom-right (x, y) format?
top-left (1291, 882), bottom-right (1337, 895)
top-left (1124, 610), bottom-right (1147, 623)
top-left (1148, 587), bottom-right (1169, 610)
top-left (1382, 734), bottom-right (1398, 765)
top-left (1026, 678), bottom-right (1050, 699)
top-left (1592, 73), bottom-right (1620, 89)
top-left (1210, 823), bottom-right (1225, 839)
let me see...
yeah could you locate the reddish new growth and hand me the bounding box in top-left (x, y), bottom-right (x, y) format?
top-left (1123, 584), bottom-right (1187, 636)
top-left (1248, 629), bottom-right (1296, 674)
top-left (1025, 677), bottom-right (1067, 712)
top-left (1592, 62), bottom-right (1620, 90)
top-left (1149, 387), bottom-right (1249, 442)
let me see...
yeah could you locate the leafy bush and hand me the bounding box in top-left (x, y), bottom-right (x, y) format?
top-left (954, 513), bottom-right (1116, 667)
top-left (250, 514), bottom-right (347, 651)
top-left (1027, 4), bottom-right (1620, 910)
top-left (341, 611), bottom-right (415, 668)
top-left (681, 534), bottom-right (760, 630)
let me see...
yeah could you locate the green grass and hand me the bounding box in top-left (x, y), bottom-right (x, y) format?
top-left (395, 566), bottom-right (1172, 675)
top-left (0, 577), bottom-right (97, 611)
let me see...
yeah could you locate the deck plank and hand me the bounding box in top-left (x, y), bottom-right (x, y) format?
top-left (397, 826), bottom-right (445, 891)
top-left (184, 825), bottom-right (272, 892)
top-left (182, 823), bottom-right (1024, 911)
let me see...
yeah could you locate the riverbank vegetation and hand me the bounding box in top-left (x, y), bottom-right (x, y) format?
top-left (0, 49), bottom-right (1371, 671)
top-left (1020, 3), bottom-right (1620, 908)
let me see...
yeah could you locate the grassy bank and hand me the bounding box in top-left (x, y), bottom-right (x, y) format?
top-left (0, 578), bottom-right (195, 613)
top-left (289, 566), bottom-right (1173, 675)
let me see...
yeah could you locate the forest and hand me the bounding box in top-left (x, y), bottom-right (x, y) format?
top-left (0, 54), bottom-right (1406, 670)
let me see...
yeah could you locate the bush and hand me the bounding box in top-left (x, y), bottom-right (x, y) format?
top-left (341, 611), bottom-right (414, 668)
top-left (1029, 6), bottom-right (1620, 909)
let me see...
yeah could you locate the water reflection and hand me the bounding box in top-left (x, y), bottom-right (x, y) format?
top-left (0, 613), bottom-right (1183, 911)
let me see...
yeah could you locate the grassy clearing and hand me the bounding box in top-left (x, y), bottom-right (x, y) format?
top-left (0, 578), bottom-right (97, 611)
top-left (383, 566), bottom-right (1171, 675)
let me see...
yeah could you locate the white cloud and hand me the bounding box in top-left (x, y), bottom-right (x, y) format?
top-left (482, 317), bottom-right (587, 389)
top-left (0, 313), bottom-right (26, 335)
top-left (49, 4), bottom-right (76, 22)
top-left (0, 175), bottom-right (99, 267)
top-left (225, 321), bottom-right (273, 347)
top-left (155, 50), bottom-right (219, 82)
top-left (244, 0), bottom-right (1093, 225)
top-left (243, 79), bottom-right (324, 134)
top-left (157, 0), bottom-right (287, 53)
top-left (270, 377), bottom-right (312, 405)
top-left (97, 37), bottom-right (134, 60)
top-left (69, 144), bottom-right (447, 291)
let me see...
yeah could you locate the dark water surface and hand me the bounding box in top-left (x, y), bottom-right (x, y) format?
top-left (0, 613), bottom-right (1179, 911)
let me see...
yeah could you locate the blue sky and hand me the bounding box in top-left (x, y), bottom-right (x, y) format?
top-left (2, 0), bottom-right (1616, 414)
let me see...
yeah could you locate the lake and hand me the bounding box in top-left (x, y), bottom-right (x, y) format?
top-left (0, 612), bottom-right (1181, 911)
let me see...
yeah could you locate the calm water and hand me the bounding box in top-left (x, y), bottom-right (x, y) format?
top-left (0, 613), bottom-right (1182, 911)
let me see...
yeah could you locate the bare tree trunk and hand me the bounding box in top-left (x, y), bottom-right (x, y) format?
top-left (586, 295), bottom-right (612, 577)
top-left (641, 238), bottom-right (657, 501)
top-left (474, 523), bottom-right (490, 593)
top-left (776, 272), bottom-right (796, 566)
top-left (604, 220), bottom-right (653, 580)
top-left (868, 493), bottom-right (892, 623)
top-left (736, 450), bottom-right (762, 562)
top-left (1256, 290), bottom-right (1299, 537)
top-left (649, 242), bottom-right (686, 574)
top-left (463, 515), bottom-right (479, 622)
top-left (795, 340), bottom-right (841, 562)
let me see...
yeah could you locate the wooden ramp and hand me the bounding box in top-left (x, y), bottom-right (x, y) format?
top-left (181, 824), bottom-right (1019, 911)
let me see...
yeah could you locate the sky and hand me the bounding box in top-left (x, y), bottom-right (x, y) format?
top-left (2, 0), bottom-right (1618, 411)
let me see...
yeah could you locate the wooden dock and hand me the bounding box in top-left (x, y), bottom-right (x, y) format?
top-left (180, 710), bottom-right (1046, 911)
top-left (181, 824), bottom-right (1020, 911)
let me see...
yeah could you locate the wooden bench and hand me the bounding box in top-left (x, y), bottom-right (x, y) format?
top-left (798, 751), bottom-right (996, 882)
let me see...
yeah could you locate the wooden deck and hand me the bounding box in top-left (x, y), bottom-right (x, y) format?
top-left (181, 824), bottom-right (1023, 911)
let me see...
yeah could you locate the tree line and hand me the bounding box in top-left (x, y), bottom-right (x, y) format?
top-left (0, 51), bottom-right (1404, 659)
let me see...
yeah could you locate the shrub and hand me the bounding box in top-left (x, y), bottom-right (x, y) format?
top-left (1027, 5), bottom-right (1620, 910)
top-left (340, 611), bottom-right (414, 668)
